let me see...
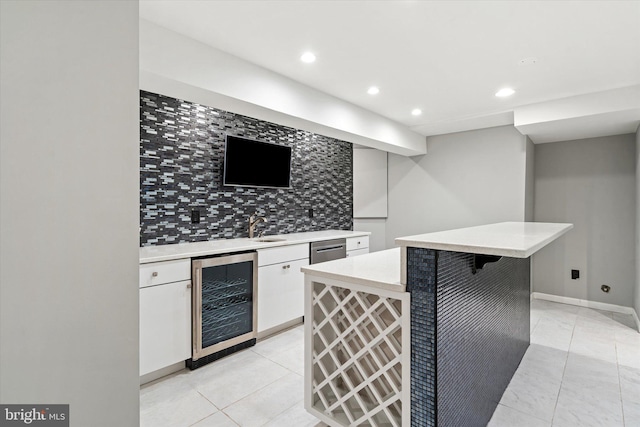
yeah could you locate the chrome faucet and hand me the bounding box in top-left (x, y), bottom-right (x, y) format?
top-left (248, 212), bottom-right (267, 238)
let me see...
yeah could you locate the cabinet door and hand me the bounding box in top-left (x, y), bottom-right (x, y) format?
top-left (140, 281), bottom-right (192, 376)
top-left (347, 248), bottom-right (370, 258)
top-left (353, 148), bottom-right (387, 218)
top-left (257, 266), bottom-right (283, 333)
top-left (258, 258), bottom-right (309, 332)
top-left (139, 259), bottom-right (190, 289)
top-left (346, 236), bottom-right (369, 252)
top-left (280, 258), bottom-right (309, 321)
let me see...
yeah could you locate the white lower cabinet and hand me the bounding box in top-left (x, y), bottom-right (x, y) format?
top-left (139, 280), bottom-right (192, 376)
top-left (346, 236), bottom-right (370, 258)
top-left (257, 244), bottom-right (309, 333)
top-left (347, 247), bottom-right (369, 257)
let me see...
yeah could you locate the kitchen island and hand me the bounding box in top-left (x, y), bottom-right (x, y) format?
top-left (302, 222), bottom-right (572, 427)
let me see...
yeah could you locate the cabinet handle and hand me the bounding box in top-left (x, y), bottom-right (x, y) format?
top-left (187, 283), bottom-right (192, 289)
top-left (151, 271), bottom-right (158, 277)
top-left (282, 264), bottom-right (291, 269)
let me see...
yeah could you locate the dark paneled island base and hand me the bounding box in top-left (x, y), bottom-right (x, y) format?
top-left (406, 248), bottom-right (530, 427)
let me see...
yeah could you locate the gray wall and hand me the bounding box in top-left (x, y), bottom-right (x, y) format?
top-left (0, 1), bottom-right (140, 425)
top-left (386, 125), bottom-right (528, 248)
top-left (533, 134), bottom-right (636, 307)
top-left (525, 137), bottom-right (535, 221)
top-left (353, 218), bottom-right (387, 253)
top-left (636, 127), bottom-right (640, 316)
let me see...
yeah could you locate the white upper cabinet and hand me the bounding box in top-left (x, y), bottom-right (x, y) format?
top-left (353, 148), bottom-right (388, 218)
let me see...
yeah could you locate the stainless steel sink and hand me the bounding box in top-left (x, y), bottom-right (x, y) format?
top-left (252, 237), bottom-right (286, 242)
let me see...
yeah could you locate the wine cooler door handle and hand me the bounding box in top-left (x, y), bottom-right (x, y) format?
top-left (194, 267), bottom-right (201, 353)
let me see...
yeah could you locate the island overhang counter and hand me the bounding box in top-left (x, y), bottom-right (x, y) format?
top-left (302, 222), bottom-right (572, 427)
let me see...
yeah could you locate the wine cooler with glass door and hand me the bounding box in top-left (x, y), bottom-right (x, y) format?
top-left (188, 252), bottom-right (258, 369)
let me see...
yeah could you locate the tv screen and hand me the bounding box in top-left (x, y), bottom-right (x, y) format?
top-left (223, 135), bottom-right (292, 188)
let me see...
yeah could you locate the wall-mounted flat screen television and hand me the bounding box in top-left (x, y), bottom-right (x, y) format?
top-left (223, 134), bottom-right (292, 188)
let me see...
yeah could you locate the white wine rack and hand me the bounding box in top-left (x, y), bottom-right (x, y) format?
top-left (304, 277), bottom-right (410, 427)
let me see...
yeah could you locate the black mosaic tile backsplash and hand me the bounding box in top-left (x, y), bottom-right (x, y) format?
top-left (406, 248), bottom-right (438, 427)
top-left (436, 252), bottom-right (529, 427)
top-left (140, 90), bottom-right (353, 246)
top-left (406, 248), bottom-right (530, 427)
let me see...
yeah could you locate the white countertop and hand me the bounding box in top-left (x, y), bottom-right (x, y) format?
top-left (140, 230), bottom-right (370, 264)
top-left (395, 222), bottom-right (573, 258)
top-left (301, 248), bottom-right (404, 293)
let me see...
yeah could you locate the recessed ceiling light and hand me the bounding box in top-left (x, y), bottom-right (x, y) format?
top-left (519, 57), bottom-right (537, 66)
top-left (495, 88), bottom-right (515, 97)
top-left (411, 108), bottom-right (422, 116)
top-left (300, 52), bottom-right (316, 63)
top-left (367, 86), bottom-right (380, 95)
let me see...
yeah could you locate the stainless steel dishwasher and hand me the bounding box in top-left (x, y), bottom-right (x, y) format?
top-left (310, 238), bottom-right (347, 264)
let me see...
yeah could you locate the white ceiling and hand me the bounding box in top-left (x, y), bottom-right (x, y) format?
top-left (139, 0), bottom-right (640, 138)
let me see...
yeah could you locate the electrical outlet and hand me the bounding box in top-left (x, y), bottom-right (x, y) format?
top-left (571, 269), bottom-right (579, 280)
top-left (191, 209), bottom-right (201, 224)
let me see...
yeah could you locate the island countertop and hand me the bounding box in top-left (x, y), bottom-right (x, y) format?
top-left (301, 248), bottom-right (403, 292)
top-left (395, 222), bottom-right (573, 258)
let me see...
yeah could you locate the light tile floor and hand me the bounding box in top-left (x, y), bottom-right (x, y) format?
top-left (489, 299), bottom-right (639, 427)
top-left (141, 300), bottom-right (640, 427)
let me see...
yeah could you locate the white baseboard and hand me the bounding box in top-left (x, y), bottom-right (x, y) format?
top-left (532, 292), bottom-right (640, 332)
top-left (140, 361), bottom-right (185, 386)
top-left (257, 317), bottom-right (303, 341)
top-left (632, 310), bottom-right (640, 333)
